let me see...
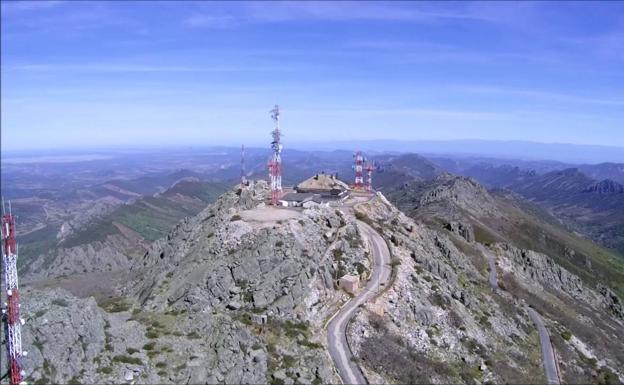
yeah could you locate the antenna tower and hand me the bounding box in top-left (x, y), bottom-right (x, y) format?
top-left (2, 199), bottom-right (25, 385)
top-left (241, 144), bottom-right (247, 186)
top-left (353, 151), bottom-right (365, 189)
top-left (365, 162), bottom-right (374, 192)
top-left (267, 105), bottom-right (283, 205)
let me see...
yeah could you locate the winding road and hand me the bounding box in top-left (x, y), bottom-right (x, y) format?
top-left (486, 252), bottom-right (498, 290)
top-left (527, 307), bottom-right (561, 385)
top-left (487, 251), bottom-right (560, 385)
top-left (327, 220), bottom-right (392, 385)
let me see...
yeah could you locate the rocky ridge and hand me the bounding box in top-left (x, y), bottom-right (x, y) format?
top-left (6, 177), bottom-right (624, 385)
top-left (13, 181), bottom-right (374, 384)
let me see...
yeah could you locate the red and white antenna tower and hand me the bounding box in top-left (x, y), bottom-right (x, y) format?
top-left (241, 144), bottom-right (247, 186)
top-left (2, 199), bottom-right (26, 385)
top-left (353, 151), bottom-right (365, 189)
top-left (267, 105), bottom-right (283, 205)
top-left (365, 162), bottom-right (374, 192)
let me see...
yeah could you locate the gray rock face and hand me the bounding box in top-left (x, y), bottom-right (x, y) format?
top-left (21, 288), bottom-right (107, 383)
top-left (597, 284), bottom-right (624, 319)
top-left (10, 181), bottom-right (381, 385)
top-left (26, 235), bottom-right (133, 280)
top-left (417, 174), bottom-right (499, 216)
top-left (583, 179), bottom-right (624, 194)
top-left (15, 287), bottom-right (268, 385)
top-left (349, 195), bottom-right (624, 385)
top-left (444, 221), bottom-right (474, 243)
top-left (493, 243), bottom-right (624, 320)
top-left (130, 181), bottom-right (368, 320)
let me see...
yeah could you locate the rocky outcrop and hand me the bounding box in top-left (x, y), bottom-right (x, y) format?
top-left (444, 221), bottom-right (474, 243)
top-left (418, 174), bottom-right (499, 216)
top-left (129, 181), bottom-right (369, 319)
top-left (26, 234), bottom-right (135, 280)
top-left (584, 179), bottom-right (624, 194)
top-left (17, 287), bottom-right (267, 385)
top-left (349, 197), bottom-right (544, 384)
top-left (493, 243), bottom-right (623, 320)
top-left (349, 195), bottom-right (624, 384)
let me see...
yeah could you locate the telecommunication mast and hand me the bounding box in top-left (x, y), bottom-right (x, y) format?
top-left (267, 105), bottom-right (283, 205)
top-left (1, 199), bottom-right (26, 385)
top-left (353, 151), bottom-right (365, 190)
top-left (241, 144), bottom-right (247, 186)
top-left (365, 162), bottom-right (374, 192)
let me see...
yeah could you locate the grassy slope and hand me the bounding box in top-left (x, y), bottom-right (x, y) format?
top-left (495, 193), bottom-right (624, 298)
top-left (387, 183), bottom-right (624, 299)
top-left (60, 181), bottom-right (229, 247)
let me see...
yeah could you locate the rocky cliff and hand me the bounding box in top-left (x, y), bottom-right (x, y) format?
top-left (12, 181), bottom-right (373, 384)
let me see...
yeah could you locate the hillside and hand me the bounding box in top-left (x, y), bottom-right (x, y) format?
top-left (411, 155), bottom-right (624, 255)
top-left (385, 174), bottom-right (624, 300)
top-left (21, 180), bottom-right (229, 280)
top-left (11, 179), bottom-right (624, 385)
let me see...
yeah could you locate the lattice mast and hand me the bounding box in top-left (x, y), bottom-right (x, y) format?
top-left (365, 162), bottom-right (374, 192)
top-left (2, 199), bottom-right (25, 385)
top-left (267, 105), bottom-right (283, 205)
top-left (353, 151), bottom-right (365, 189)
top-left (240, 144), bottom-right (247, 186)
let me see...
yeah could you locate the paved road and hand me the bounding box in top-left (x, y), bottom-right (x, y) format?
top-left (487, 249), bottom-right (559, 385)
top-left (487, 253), bottom-right (498, 290)
top-left (327, 220), bottom-right (392, 385)
top-left (527, 307), bottom-right (561, 385)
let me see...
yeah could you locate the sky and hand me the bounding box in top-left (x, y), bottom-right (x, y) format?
top-left (2, 1), bottom-right (624, 151)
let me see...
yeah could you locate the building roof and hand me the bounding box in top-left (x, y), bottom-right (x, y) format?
top-left (280, 192), bottom-right (315, 202)
top-left (296, 173), bottom-right (350, 192)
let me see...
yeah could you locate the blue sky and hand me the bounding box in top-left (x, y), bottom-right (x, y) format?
top-left (2, 1), bottom-right (624, 151)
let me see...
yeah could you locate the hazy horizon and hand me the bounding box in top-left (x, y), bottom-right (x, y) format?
top-left (2, 139), bottom-right (623, 164)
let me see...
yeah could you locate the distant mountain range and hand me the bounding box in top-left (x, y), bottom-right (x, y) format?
top-left (375, 153), bottom-right (624, 256)
top-left (291, 139), bottom-right (624, 164)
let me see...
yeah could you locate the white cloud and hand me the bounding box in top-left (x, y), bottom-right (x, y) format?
top-left (184, 1), bottom-right (496, 28)
top-left (7, 63), bottom-right (290, 73)
top-left (453, 85), bottom-right (624, 107)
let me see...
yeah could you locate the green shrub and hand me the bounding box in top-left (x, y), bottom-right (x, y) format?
top-left (146, 329), bottom-right (160, 339)
top-left (186, 331), bottom-right (201, 339)
top-left (97, 366), bottom-right (113, 374)
top-left (155, 362), bottom-right (167, 368)
top-left (52, 298), bottom-right (69, 307)
top-left (143, 342), bottom-right (156, 351)
top-left (298, 339), bottom-right (323, 349)
top-left (126, 347), bottom-right (139, 354)
top-left (282, 355), bottom-right (296, 367)
top-left (113, 355), bottom-right (143, 365)
top-left (230, 214), bottom-right (242, 221)
top-left (561, 330), bottom-right (572, 341)
top-left (101, 297), bottom-right (132, 313)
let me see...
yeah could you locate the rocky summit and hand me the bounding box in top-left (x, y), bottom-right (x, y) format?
top-left (5, 178), bottom-right (624, 385)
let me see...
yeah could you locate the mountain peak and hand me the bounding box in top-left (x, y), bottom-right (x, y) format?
top-left (584, 179), bottom-right (624, 194)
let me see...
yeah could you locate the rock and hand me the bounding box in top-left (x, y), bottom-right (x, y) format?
top-left (124, 371), bottom-right (134, 381)
top-left (444, 221), bottom-right (475, 243)
top-left (273, 369), bottom-right (288, 381)
top-left (250, 349), bottom-right (266, 363)
top-left (227, 301), bottom-right (242, 310)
